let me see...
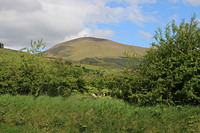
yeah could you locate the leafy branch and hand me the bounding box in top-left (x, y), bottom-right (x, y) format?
top-left (20, 39), bottom-right (46, 56)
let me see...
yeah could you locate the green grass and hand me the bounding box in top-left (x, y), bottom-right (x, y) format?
top-left (0, 48), bottom-right (44, 62)
top-left (0, 48), bottom-right (19, 60)
top-left (80, 63), bottom-right (119, 74)
top-left (0, 95), bottom-right (199, 133)
top-left (79, 57), bottom-right (130, 68)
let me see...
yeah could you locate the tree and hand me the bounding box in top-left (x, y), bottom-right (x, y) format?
top-left (20, 39), bottom-right (46, 56)
top-left (0, 43), bottom-right (4, 48)
top-left (134, 14), bottom-right (200, 105)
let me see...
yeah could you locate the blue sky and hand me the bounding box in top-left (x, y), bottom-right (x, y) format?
top-left (0, 0), bottom-right (200, 49)
top-left (101, 0), bottom-right (200, 47)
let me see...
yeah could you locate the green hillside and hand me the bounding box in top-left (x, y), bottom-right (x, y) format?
top-left (0, 48), bottom-right (19, 58)
top-left (45, 37), bottom-right (147, 67)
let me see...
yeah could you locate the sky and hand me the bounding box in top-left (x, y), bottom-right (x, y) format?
top-left (0, 0), bottom-right (200, 50)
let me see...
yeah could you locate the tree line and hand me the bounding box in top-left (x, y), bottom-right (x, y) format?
top-left (0, 42), bottom-right (4, 48)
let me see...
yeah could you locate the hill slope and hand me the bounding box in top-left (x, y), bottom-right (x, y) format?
top-left (45, 37), bottom-right (147, 61)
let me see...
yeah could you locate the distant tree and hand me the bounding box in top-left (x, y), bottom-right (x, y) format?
top-left (0, 42), bottom-right (4, 48)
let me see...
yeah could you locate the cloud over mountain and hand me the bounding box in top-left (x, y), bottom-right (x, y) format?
top-left (0, 0), bottom-right (156, 49)
top-left (1, 0), bottom-right (199, 49)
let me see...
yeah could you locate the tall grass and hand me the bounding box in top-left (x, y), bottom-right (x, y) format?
top-left (0, 95), bottom-right (199, 133)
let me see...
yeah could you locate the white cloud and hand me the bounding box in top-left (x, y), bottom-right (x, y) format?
top-left (0, 0), bottom-right (42, 13)
top-left (64, 28), bottom-right (114, 41)
top-left (125, 0), bottom-right (156, 4)
top-left (0, 0), bottom-right (156, 49)
top-left (125, 0), bottom-right (157, 26)
top-left (183, 0), bottom-right (200, 5)
top-left (139, 31), bottom-right (153, 39)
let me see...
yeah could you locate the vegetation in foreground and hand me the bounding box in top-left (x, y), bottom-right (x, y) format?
top-left (0, 14), bottom-right (199, 133)
top-left (0, 14), bottom-right (199, 105)
top-left (0, 95), bottom-right (200, 133)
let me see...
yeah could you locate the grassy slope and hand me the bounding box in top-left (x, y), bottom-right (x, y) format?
top-left (45, 37), bottom-right (147, 61)
top-left (0, 48), bottom-right (19, 60)
top-left (1, 95), bottom-right (199, 133)
top-left (0, 48), bottom-right (49, 66)
top-left (0, 48), bottom-right (25, 65)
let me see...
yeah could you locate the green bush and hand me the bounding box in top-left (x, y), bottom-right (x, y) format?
top-left (0, 48), bottom-right (87, 96)
top-left (131, 15), bottom-right (200, 105)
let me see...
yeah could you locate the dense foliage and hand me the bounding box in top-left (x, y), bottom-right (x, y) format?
top-left (110, 15), bottom-right (199, 105)
top-left (136, 15), bottom-right (200, 105)
top-left (85, 15), bottom-right (200, 105)
top-left (0, 15), bottom-right (199, 105)
top-left (0, 49), bottom-right (86, 96)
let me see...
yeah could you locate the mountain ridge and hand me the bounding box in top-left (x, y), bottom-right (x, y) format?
top-left (45, 37), bottom-right (147, 62)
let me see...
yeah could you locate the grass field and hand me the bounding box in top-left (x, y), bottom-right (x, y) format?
top-left (0, 95), bottom-right (199, 133)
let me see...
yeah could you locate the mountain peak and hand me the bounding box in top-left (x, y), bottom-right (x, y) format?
top-left (65, 37), bottom-right (109, 43)
top-left (45, 37), bottom-right (147, 61)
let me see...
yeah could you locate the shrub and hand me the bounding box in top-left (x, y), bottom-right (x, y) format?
top-left (134, 14), bottom-right (200, 105)
top-left (0, 40), bottom-right (87, 96)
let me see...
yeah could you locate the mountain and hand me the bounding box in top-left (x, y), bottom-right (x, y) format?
top-left (45, 37), bottom-right (147, 67)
